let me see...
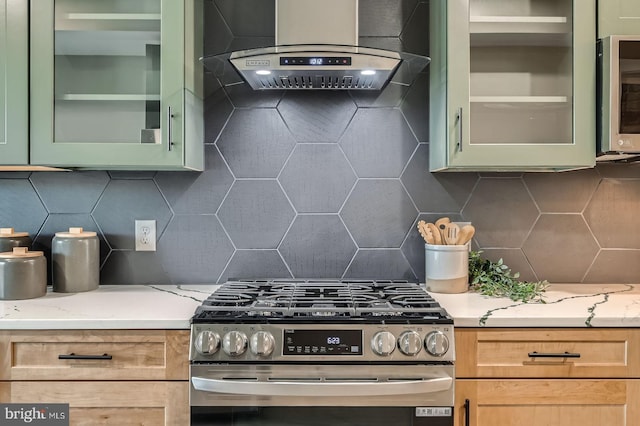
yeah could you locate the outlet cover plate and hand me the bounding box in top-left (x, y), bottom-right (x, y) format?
top-left (135, 220), bottom-right (156, 251)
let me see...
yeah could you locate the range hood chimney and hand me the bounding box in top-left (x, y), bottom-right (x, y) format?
top-left (201, 0), bottom-right (430, 90)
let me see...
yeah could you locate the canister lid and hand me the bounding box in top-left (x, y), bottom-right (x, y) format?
top-left (54, 227), bottom-right (97, 238)
top-left (0, 247), bottom-right (44, 258)
top-left (0, 227), bottom-right (29, 238)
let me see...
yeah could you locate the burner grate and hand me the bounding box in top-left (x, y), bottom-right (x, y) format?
top-left (192, 279), bottom-right (452, 323)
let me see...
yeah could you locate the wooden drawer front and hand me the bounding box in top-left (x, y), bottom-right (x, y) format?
top-left (456, 328), bottom-right (640, 378)
top-left (10, 381), bottom-right (189, 426)
top-left (1, 330), bottom-right (189, 380)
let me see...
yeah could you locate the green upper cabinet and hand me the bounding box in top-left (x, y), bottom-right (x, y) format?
top-left (598, 0), bottom-right (640, 38)
top-left (0, 0), bottom-right (29, 165)
top-left (29, 0), bottom-right (203, 170)
top-left (430, 0), bottom-right (596, 171)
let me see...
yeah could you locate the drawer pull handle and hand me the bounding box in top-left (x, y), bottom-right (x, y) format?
top-left (528, 351), bottom-right (580, 358)
top-left (58, 353), bottom-right (113, 360)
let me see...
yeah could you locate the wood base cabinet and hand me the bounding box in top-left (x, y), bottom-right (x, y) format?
top-left (455, 328), bottom-right (640, 426)
top-left (456, 379), bottom-right (640, 426)
top-left (8, 381), bottom-right (188, 426)
top-left (0, 330), bottom-right (190, 425)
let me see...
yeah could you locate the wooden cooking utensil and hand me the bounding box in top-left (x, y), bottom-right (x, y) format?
top-left (426, 222), bottom-right (442, 245)
top-left (456, 224), bottom-right (476, 245)
top-left (435, 217), bottom-right (450, 242)
top-left (443, 222), bottom-right (460, 245)
top-left (417, 220), bottom-right (435, 245)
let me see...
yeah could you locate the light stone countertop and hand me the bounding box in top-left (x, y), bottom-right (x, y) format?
top-left (2, 284), bottom-right (640, 330)
top-left (431, 284), bottom-right (640, 327)
top-left (0, 285), bottom-right (219, 330)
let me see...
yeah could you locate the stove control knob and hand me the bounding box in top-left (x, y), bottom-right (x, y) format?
top-left (398, 331), bottom-right (423, 356)
top-left (222, 331), bottom-right (248, 357)
top-left (371, 331), bottom-right (396, 356)
top-left (250, 331), bottom-right (275, 357)
top-left (194, 331), bottom-right (220, 356)
top-left (425, 331), bottom-right (449, 357)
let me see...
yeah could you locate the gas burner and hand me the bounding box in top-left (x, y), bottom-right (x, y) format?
top-left (192, 279), bottom-right (453, 325)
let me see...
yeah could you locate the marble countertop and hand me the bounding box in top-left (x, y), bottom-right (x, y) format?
top-left (2, 283), bottom-right (640, 330)
top-left (433, 284), bottom-right (640, 327)
top-left (0, 285), bottom-right (218, 330)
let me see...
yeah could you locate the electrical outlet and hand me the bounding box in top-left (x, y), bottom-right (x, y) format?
top-left (135, 220), bottom-right (156, 251)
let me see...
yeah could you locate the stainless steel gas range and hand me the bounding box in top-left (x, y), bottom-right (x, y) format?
top-left (189, 279), bottom-right (455, 426)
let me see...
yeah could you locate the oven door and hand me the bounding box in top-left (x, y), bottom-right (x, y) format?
top-left (190, 364), bottom-right (454, 426)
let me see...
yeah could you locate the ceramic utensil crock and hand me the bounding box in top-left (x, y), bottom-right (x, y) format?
top-left (0, 247), bottom-right (47, 300)
top-left (52, 227), bottom-right (99, 293)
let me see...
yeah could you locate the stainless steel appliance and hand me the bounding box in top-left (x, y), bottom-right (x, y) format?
top-left (189, 279), bottom-right (455, 426)
top-left (200, 0), bottom-right (430, 90)
top-left (598, 35), bottom-right (640, 161)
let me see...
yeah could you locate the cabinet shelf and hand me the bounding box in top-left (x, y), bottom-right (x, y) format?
top-left (471, 96), bottom-right (569, 103)
top-left (66, 13), bottom-right (161, 21)
top-left (58, 94), bottom-right (160, 101)
top-left (470, 15), bottom-right (570, 46)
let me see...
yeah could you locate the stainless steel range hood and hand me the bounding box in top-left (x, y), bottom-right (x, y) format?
top-left (201, 0), bottom-right (430, 90)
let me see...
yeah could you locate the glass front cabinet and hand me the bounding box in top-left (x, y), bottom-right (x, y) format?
top-left (429, 0), bottom-right (596, 171)
top-left (0, 0), bottom-right (29, 165)
top-left (29, 0), bottom-right (203, 170)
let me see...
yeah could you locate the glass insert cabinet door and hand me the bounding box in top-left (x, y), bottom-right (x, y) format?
top-left (429, 0), bottom-right (595, 170)
top-left (0, 0), bottom-right (29, 165)
top-left (30, 0), bottom-right (185, 168)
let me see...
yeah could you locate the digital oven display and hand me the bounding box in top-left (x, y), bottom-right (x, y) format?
top-left (279, 56), bottom-right (352, 66)
top-left (283, 329), bottom-right (362, 355)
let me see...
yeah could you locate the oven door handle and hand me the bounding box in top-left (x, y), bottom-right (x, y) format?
top-left (191, 376), bottom-right (452, 397)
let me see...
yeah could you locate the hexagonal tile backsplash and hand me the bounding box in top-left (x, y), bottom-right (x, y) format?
top-left (2, 0), bottom-right (640, 285)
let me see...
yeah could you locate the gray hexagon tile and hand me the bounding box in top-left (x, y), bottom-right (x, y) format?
top-left (278, 92), bottom-right (357, 143)
top-left (204, 75), bottom-right (234, 143)
top-left (100, 251), bottom-right (170, 285)
top-left (340, 109), bottom-right (417, 178)
top-left (583, 250), bottom-right (640, 283)
top-left (217, 109), bottom-right (296, 178)
top-left (595, 162), bottom-right (640, 179)
top-left (279, 144), bottom-right (357, 213)
top-left (155, 146), bottom-right (233, 214)
top-left (226, 84), bottom-right (284, 108)
top-left (279, 215), bottom-right (357, 278)
top-left (203, 0), bottom-right (233, 55)
top-left (477, 248), bottom-right (538, 283)
top-left (218, 180), bottom-right (295, 249)
top-left (342, 180), bottom-right (417, 248)
top-left (220, 250), bottom-right (292, 282)
top-left (401, 144), bottom-right (478, 212)
top-left (0, 172), bottom-right (30, 179)
top-left (399, 72), bottom-right (429, 142)
top-left (157, 215), bottom-right (234, 284)
top-left (214, 0), bottom-right (274, 37)
top-left (400, 1), bottom-right (429, 56)
top-left (524, 168), bottom-right (600, 213)
top-left (344, 249), bottom-right (416, 280)
top-left (359, 0), bottom-right (418, 37)
top-left (401, 213), bottom-right (463, 283)
top-left (30, 171), bottom-right (109, 213)
top-left (92, 180), bottom-right (172, 250)
top-left (349, 83), bottom-right (407, 108)
top-left (522, 214), bottom-right (599, 283)
top-left (462, 178), bottom-right (539, 248)
top-left (584, 179), bottom-right (640, 249)
top-left (0, 179), bottom-right (47, 237)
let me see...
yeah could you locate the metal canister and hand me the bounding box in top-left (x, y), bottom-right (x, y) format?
top-left (52, 227), bottom-right (99, 293)
top-left (0, 247), bottom-right (47, 300)
top-left (0, 227), bottom-right (32, 252)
